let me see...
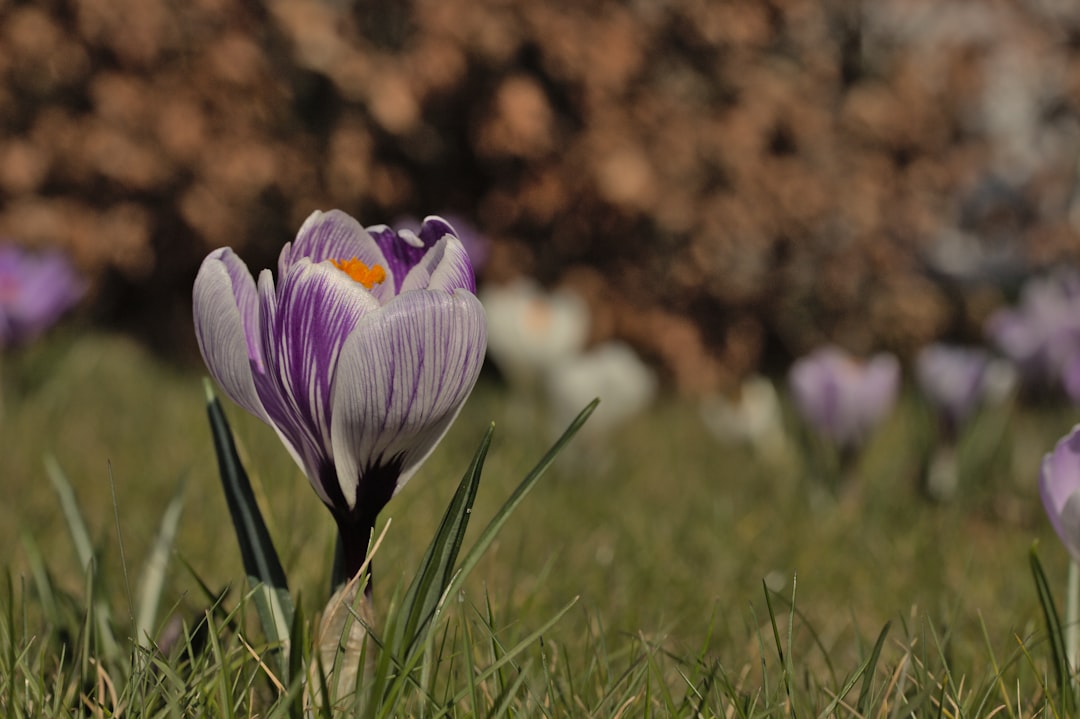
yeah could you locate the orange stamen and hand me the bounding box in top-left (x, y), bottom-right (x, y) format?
top-left (330, 257), bottom-right (387, 289)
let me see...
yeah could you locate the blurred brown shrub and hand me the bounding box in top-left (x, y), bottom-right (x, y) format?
top-left (1, 0), bottom-right (1078, 390)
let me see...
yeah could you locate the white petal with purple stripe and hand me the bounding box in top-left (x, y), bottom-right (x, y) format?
top-left (329, 289), bottom-right (487, 509)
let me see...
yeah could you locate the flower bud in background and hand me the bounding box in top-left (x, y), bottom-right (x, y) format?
top-left (194, 210), bottom-right (486, 580)
top-left (0, 244), bottom-right (85, 347)
top-left (700, 375), bottom-right (790, 463)
top-left (480, 278), bottom-right (589, 394)
top-left (788, 346), bottom-right (900, 451)
top-left (985, 268), bottom-right (1080, 394)
top-left (545, 340), bottom-right (656, 446)
top-left (915, 343), bottom-right (993, 439)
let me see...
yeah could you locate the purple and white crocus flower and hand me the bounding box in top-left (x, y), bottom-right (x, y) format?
top-left (788, 345), bottom-right (900, 451)
top-left (1041, 426), bottom-right (1080, 562)
top-left (1040, 425), bottom-right (1080, 668)
top-left (193, 210), bottom-right (487, 579)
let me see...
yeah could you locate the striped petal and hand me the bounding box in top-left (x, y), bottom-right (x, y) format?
top-left (329, 289), bottom-right (487, 512)
top-left (366, 216), bottom-right (462, 293)
top-left (400, 236), bottom-right (477, 295)
top-left (365, 223), bottom-right (428, 294)
top-left (280, 210), bottom-right (397, 305)
top-left (254, 259), bottom-right (381, 503)
top-left (193, 248), bottom-right (267, 421)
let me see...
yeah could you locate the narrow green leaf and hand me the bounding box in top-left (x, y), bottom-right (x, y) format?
top-left (449, 399), bottom-right (599, 598)
top-left (19, 533), bottom-right (60, 627)
top-left (204, 380), bottom-right (294, 666)
top-left (856, 620), bottom-right (891, 714)
top-left (392, 424), bottom-right (493, 657)
top-left (44, 455), bottom-right (118, 662)
top-left (977, 612), bottom-right (1018, 719)
top-left (288, 594), bottom-right (306, 719)
top-left (763, 579), bottom-right (797, 719)
top-left (449, 598), bottom-right (579, 710)
top-left (1031, 545), bottom-right (1073, 714)
top-left (2, 573), bottom-right (14, 714)
top-left (44, 454), bottom-right (95, 572)
top-left (135, 484), bottom-right (186, 649)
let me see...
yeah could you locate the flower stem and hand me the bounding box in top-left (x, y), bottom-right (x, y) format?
top-left (1069, 559), bottom-right (1079, 678)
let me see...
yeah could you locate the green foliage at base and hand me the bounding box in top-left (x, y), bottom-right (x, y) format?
top-left (3, 332), bottom-right (1080, 716)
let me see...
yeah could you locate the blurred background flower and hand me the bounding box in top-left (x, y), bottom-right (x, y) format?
top-left (0, 1), bottom-right (1076, 383)
top-left (788, 346), bottom-right (900, 452)
top-left (0, 243), bottom-right (84, 347)
top-left (985, 270), bottom-right (1080, 396)
top-left (914, 342), bottom-right (1018, 500)
top-left (699, 375), bottom-right (790, 463)
top-left (915, 343), bottom-right (994, 439)
top-left (544, 340), bottom-right (657, 452)
top-left (480, 278), bottom-right (589, 395)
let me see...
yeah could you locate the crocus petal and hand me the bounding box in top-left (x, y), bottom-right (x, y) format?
top-left (329, 289), bottom-right (487, 512)
top-left (254, 259), bottom-right (381, 498)
top-left (279, 211), bottom-right (398, 304)
top-left (414, 218), bottom-right (476, 293)
top-left (365, 224), bottom-right (430, 293)
top-left (193, 249), bottom-right (268, 421)
top-left (1041, 426), bottom-right (1080, 560)
top-left (399, 237), bottom-right (477, 295)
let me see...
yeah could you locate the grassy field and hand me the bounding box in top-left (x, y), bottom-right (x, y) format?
top-left (3, 329), bottom-right (1079, 715)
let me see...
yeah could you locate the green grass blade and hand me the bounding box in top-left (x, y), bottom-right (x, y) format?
top-left (856, 620), bottom-right (891, 714)
top-left (19, 533), bottom-right (61, 628)
top-left (448, 399), bottom-right (598, 598)
top-left (451, 598), bottom-right (579, 708)
top-left (976, 612), bottom-right (1018, 719)
top-left (135, 485), bottom-right (185, 649)
top-left (763, 579), bottom-right (798, 719)
top-left (1031, 545), bottom-right (1073, 714)
top-left (44, 455), bottom-right (119, 663)
top-left (44, 454), bottom-right (95, 572)
top-left (204, 381), bottom-right (294, 669)
top-left (288, 594), bottom-right (306, 719)
top-left (2, 573), bottom-right (14, 715)
top-left (392, 423), bottom-right (493, 658)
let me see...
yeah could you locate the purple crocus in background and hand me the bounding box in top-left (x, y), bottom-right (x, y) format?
top-left (1040, 425), bottom-right (1080, 562)
top-left (915, 343), bottom-right (992, 438)
top-left (788, 345), bottom-right (900, 450)
top-left (0, 244), bottom-right (85, 346)
top-left (193, 210), bottom-right (487, 580)
top-left (986, 268), bottom-right (1080, 393)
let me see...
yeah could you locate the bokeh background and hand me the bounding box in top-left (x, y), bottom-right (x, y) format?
top-left (4, 0), bottom-right (1079, 388)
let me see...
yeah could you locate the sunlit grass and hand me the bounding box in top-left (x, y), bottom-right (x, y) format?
top-left (3, 330), bottom-right (1079, 715)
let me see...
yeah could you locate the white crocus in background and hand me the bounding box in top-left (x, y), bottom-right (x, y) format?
top-left (700, 375), bottom-right (790, 465)
top-left (545, 341), bottom-right (657, 465)
top-left (481, 278), bottom-right (655, 461)
top-left (480, 277), bottom-right (589, 394)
